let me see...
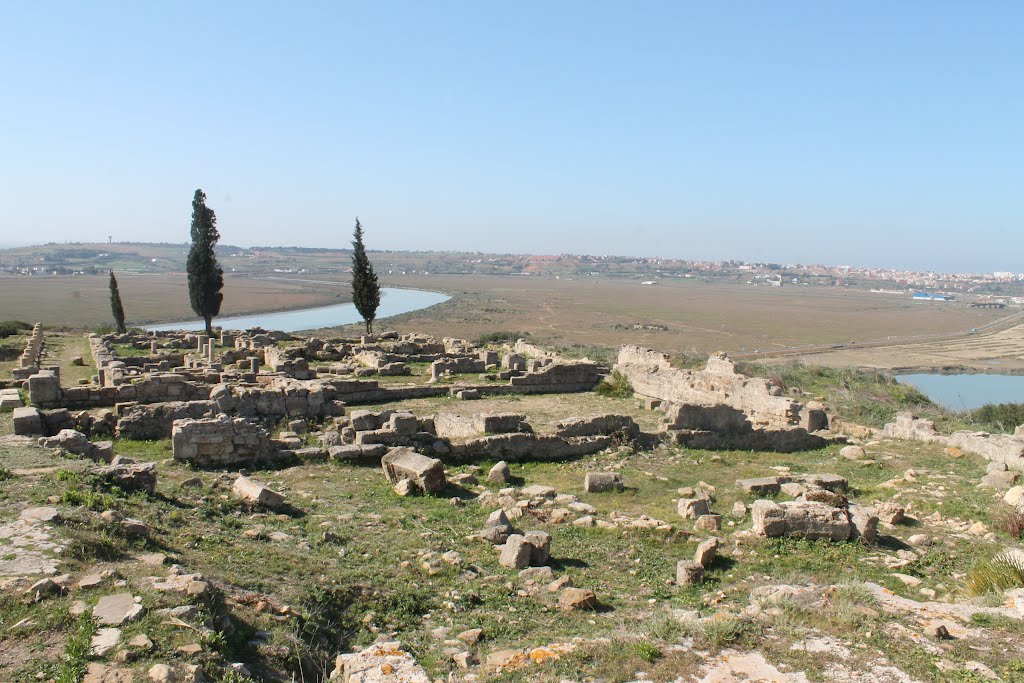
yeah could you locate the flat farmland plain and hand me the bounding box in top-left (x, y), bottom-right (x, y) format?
top-left (0, 273), bottom-right (346, 328)
top-left (372, 274), bottom-right (1006, 357)
top-left (1, 272), bottom-right (1010, 362)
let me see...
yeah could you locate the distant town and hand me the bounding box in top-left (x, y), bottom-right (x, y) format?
top-left (1, 241), bottom-right (1022, 302)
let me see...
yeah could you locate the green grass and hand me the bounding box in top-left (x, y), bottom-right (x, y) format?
top-left (54, 614), bottom-right (94, 683)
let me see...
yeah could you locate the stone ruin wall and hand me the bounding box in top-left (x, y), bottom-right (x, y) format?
top-left (613, 345), bottom-right (822, 432)
top-left (171, 415), bottom-right (277, 467)
top-left (884, 412), bottom-right (1024, 471)
top-left (12, 323), bottom-right (46, 379)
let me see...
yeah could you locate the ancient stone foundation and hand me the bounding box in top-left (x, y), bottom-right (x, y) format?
top-left (614, 346), bottom-right (833, 452)
top-left (884, 412), bottom-right (1024, 471)
top-left (171, 416), bottom-right (276, 468)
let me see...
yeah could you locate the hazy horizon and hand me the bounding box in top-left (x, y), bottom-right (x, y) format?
top-left (2, 2), bottom-right (1020, 273)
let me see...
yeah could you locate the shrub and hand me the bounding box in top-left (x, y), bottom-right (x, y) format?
top-left (996, 507), bottom-right (1024, 539)
top-left (472, 330), bottom-right (530, 346)
top-left (0, 320), bottom-right (30, 338)
top-left (554, 343), bottom-right (617, 365)
top-left (962, 553), bottom-right (1024, 597)
top-left (595, 370), bottom-right (633, 398)
top-left (632, 640), bottom-right (662, 663)
top-left (970, 403), bottom-right (1024, 434)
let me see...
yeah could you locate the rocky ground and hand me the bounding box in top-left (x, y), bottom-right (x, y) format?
top-left (3, 394), bottom-right (1024, 683)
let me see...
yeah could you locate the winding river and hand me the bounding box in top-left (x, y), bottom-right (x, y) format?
top-left (897, 373), bottom-right (1024, 411)
top-left (145, 287), bottom-right (449, 333)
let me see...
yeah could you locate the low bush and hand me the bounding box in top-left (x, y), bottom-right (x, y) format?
top-left (962, 553), bottom-right (1024, 597)
top-left (969, 402), bottom-right (1024, 434)
top-left (55, 614), bottom-right (94, 683)
top-left (595, 370), bottom-right (634, 398)
top-left (473, 330), bottom-right (530, 346)
top-left (0, 320), bottom-right (31, 338)
top-left (996, 507), bottom-right (1024, 540)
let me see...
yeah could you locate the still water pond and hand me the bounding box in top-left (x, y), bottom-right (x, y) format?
top-left (897, 373), bottom-right (1024, 411)
top-left (145, 287), bottom-right (449, 333)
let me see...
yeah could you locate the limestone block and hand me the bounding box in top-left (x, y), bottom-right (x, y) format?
top-left (583, 472), bottom-right (624, 493)
top-left (28, 371), bottom-right (61, 404)
top-left (232, 476), bottom-right (285, 509)
top-left (389, 412), bottom-right (419, 435)
top-left (499, 535), bottom-right (533, 569)
top-left (694, 537), bottom-right (720, 567)
top-left (381, 447), bottom-right (447, 494)
top-left (848, 504), bottom-right (879, 543)
top-left (677, 498), bottom-right (710, 519)
top-left (488, 461), bottom-right (511, 483)
top-left (93, 593), bottom-right (144, 625)
top-left (557, 587), bottom-right (598, 610)
top-left (13, 406), bottom-right (43, 435)
top-left (694, 514), bottom-right (722, 532)
top-left (751, 500), bottom-right (852, 541)
top-left (736, 477), bottom-right (785, 495)
top-left (524, 530), bottom-right (551, 565)
top-left (331, 640), bottom-right (429, 683)
top-left (676, 561), bottom-right (704, 585)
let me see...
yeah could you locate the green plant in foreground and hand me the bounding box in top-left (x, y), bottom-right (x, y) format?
top-left (55, 614), bottom-right (94, 683)
top-left (595, 370), bottom-right (633, 398)
top-left (962, 553), bottom-right (1024, 597)
top-left (633, 640), bottom-right (662, 663)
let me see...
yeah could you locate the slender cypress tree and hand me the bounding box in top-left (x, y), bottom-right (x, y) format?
top-left (108, 270), bottom-right (126, 334)
top-left (351, 218), bottom-right (380, 334)
top-left (186, 189), bottom-right (224, 337)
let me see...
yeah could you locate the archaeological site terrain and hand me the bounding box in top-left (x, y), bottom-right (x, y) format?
top-left (2, 321), bottom-right (1024, 682)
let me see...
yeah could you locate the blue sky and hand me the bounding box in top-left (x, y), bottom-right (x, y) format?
top-left (1, 2), bottom-right (1020, 272)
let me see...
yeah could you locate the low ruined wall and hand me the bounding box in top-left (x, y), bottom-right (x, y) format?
top-left (513, 339), bottom-right (566, 362)
top-left (508, 361), bottom-right (602, 393)
top-left (210, 378), bottom-right (343, 419)
top-left (884, 413), bottom-right (1024, 471)
top-left (114, 378), bottom-right (346, 439)
top-left (433, 413), bottom-right (529, 439)
top-left (117, 400), bottom-right (215, 440)
top-left (446, 432), bottom-right (616, 463)
top-left (171, 415), bottom-right (276, 468)
top-left (614, 346), bottom-right (821, 431)
top-left (12, 323), bottom-right (45, 379)
top-left (263, 346), bottom-right (315, 379)
top-left (431, 356), bottom-right (486, 379)
top-left (554, 414), bottom-right (638, 439)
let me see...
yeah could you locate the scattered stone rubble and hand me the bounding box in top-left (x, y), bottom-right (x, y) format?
top-left (13, 329), bottom-right (1024, 681)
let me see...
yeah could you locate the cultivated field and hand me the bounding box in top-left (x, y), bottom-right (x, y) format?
top-left (351, 274), bottom-right (1005, 359)
top-left (783, 318), bottom-right (1024, 373)
top-left (0, 274), bottom-right (347, 328)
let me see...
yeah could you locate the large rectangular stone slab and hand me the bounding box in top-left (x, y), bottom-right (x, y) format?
top-left (13, 406), bottom-right (44, 436)
top-left (381, 447), bottom-right (447, 493)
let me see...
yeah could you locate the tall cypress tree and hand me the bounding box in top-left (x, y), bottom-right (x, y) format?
top-left (109, 269), bottom-right (126, 334)
top-left (351, 218), bottom-right (380, 334)
top-left (186, 189), bottom-right (224, 337)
